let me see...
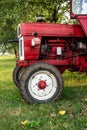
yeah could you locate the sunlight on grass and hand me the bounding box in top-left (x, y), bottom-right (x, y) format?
top-left (63, 70), bottom-right (87, 87)
top-left (0, 55), bottom-right (87, 130)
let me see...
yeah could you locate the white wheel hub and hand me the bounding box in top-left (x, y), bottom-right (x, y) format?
top-left (28, 70), bottom-right (57, 100)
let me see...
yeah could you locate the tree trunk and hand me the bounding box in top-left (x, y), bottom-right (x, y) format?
top-left (13, 48), bottom-right (17, 58)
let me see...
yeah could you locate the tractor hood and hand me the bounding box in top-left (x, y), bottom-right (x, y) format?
top-left (17, 22), bottom-right (85, 38)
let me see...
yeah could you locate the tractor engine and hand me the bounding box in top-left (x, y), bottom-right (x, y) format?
top-left (40, 37), bottom-right (87, 60)
top-left (17, 22), bottom-right (87, 73)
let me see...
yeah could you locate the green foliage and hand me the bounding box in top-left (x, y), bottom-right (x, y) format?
top-left (0, 55), bottom-right (87, 130)
top-left (0, 0), bottom-right (72, 55)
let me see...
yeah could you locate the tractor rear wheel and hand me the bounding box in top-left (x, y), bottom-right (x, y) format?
top-left (13, 66), bottom-right (25, 88)
top-left (20, 62), bottom-right (63, 104)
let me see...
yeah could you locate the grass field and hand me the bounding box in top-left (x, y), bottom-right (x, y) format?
top-left (0, 55), bottom-right (87, 130)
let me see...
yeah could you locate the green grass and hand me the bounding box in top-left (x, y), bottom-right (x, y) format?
top-left (0, 55), bottom-right (87, 130)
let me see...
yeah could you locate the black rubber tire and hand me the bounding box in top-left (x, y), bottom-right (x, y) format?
top-left (19, 62), bottom-right (63, 104)
top-left (12, 66), bottom-right (25, 88)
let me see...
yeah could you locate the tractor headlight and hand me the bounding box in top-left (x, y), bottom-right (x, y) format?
top-left (19, 36), bottom-right (24, 60)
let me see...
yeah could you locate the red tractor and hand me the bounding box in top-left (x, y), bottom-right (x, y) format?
top-left (13, 0), bottom-right (87, 104)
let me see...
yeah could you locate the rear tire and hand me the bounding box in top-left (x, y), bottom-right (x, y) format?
top-left (20, 62), bottom-right (63, 104)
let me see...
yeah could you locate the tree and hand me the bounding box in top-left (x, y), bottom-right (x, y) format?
top-left (0, 0), bottom-right (70, 56)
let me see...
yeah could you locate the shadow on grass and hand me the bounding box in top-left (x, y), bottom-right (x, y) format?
top-left (60, 85), bottom-right (87, 101)
top-left (0, 85), bottom-right (87, 106)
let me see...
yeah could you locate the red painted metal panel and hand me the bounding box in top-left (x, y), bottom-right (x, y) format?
top-left (77, 16), bottom-right (87, 36)
top-left (23, 36), bottom-right (40, 60)
top-left (20, 23), bottom-right (85, 38)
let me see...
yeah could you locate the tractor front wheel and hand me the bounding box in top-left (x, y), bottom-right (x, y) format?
top-left (20, 62), bottom-right (63, 104)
